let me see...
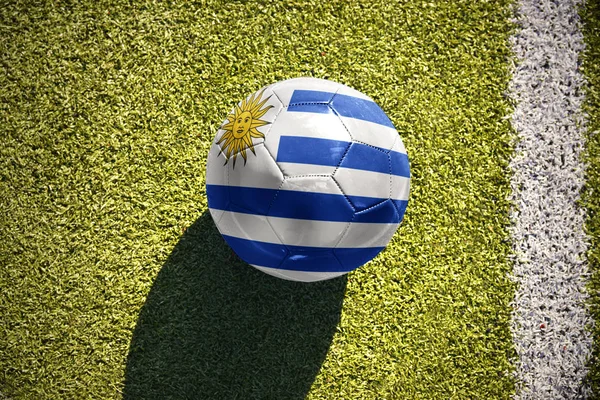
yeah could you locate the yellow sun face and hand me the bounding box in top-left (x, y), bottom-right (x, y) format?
top-left (218, 90), bottom-right (273, 167)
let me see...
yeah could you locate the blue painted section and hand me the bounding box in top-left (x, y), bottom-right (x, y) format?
top-left (276, 136), bottom-right (410, 178)
top-left (288, 90), bottom-right (395, 129)
top-left (392, 199), bottom-right (409, 220)
top-left (206, 184), bottom-right (401, 223)
top-left (269, 189), bottom-right (355, 222)
top-left (288, 90), bottom-right (334, 114)
top-left (222, 234), bottom-right (384, 272)
top-left (276, 136), bottom-right (349, 167)
top-left (339, 142), bottom-right (389, 175)
top-left (390, 151), bottom-right (410, 178)
top-left (222, 235), bottom-right (288, 269)
top-left (289, 90), bottom-right (335, 104)
top-left (353, 199), bottom-right (400, 224)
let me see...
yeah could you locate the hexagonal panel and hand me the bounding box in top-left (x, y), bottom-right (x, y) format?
top-left (334, 142), bottom-right (391, 211)
top-left (226, 144), bottom-right (284, 215)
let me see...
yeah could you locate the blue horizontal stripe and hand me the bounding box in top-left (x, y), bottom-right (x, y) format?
top-left (277, 136), bottom-right (350, 168)
top-left (276, 136), bottom-right (410, 178)
top-left (222, 234), bottom-right (384, 273)
top-left (288, 90), bottom-right (395, 129)
top-left (206, 184), bottom-right (401, 223)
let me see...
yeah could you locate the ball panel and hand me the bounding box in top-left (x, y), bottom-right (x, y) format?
top-left (251, 265), bottom-right (347, 282)
top-left (267, 216), bottom-right (350, 248)
top-left (337, 142), bottom-right (390, 174)
top-left (330, 92), bottom-right (395, 130)
top-left (353, 199), bottom-right (400, 224)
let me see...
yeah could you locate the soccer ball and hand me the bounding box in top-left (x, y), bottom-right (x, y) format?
top-left (206, 77), bottom-right (410, 282)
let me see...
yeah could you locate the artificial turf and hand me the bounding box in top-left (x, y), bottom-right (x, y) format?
top-left (1, 0), bottom-right (517, 398)
top-left (582, 0), bottom-right (600, 396)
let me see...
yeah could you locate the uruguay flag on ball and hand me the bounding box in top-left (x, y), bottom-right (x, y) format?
top-left (206, 77), bottom-right (410, 282)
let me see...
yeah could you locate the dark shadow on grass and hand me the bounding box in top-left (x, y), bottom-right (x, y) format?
top-left (123, 211), bottom-right (347, 400)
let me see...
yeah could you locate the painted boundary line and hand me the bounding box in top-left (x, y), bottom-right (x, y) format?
top-left (508, 0), bottom-right (594, 398)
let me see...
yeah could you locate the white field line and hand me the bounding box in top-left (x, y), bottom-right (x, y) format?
top-left (508, 0), bottom-right (593, 398)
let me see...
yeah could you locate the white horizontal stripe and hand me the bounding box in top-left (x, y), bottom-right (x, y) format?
top-left (337, 220), bottom-right (399, 248)
top-left (340, 116), bottom-right (401, 151)
top-left (334, 168), bottom-right (409, 201)
top-left (216, 210), bottom-right (281, 244)
top-left (391, 173), bottom-right (410, 202)
top-left (252, 265), bottom-right (347, 282)
top-left (213, 210), bottom-right (398, 248)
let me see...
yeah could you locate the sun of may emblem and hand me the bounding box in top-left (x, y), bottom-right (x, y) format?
top-left (218, 90), bottom-right (273, 168)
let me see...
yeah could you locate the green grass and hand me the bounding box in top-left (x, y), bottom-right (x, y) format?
top-left (582, 0), bottom-right (600, 397)
top-left (0, 0), bottom-right (516, 398)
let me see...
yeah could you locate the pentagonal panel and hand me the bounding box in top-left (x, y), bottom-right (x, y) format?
top-left (267, 176), bottom-right (354, 222)
top-left (225, 144), bottom-right (284, 216)
top-left (334, 142), bottom-right (391, 211)
top-left (271, 77), bottom-right (343, 107)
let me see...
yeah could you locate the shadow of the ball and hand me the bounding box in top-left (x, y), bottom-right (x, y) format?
top-left (123, 211), bottom-right (347, 400)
